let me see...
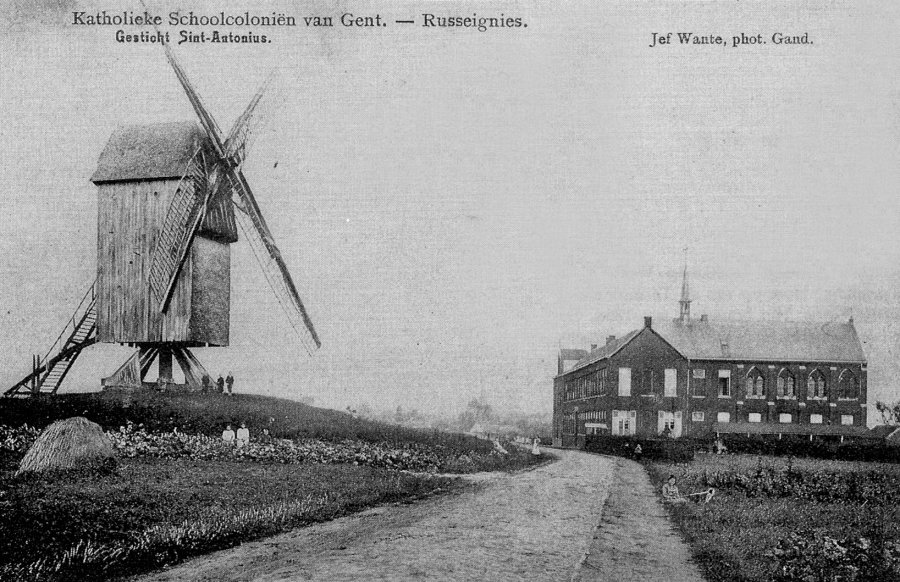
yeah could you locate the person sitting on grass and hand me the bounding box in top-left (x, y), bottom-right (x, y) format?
top-left (662, 474), bottom-right (686, 503)
top-left (222, 424), bottom-right (236, 445)
top-left (236, 422), bottom-right (250, 447)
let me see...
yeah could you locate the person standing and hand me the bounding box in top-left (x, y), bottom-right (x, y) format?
top-left (201, 375), bottom-right (211, 394)
top-left (226, 372), bottom-right (234, 396)
top-left (531, 437), bottom-right (541, 456)
top-left (216, 375), bottom-right (225, 394)
top-left (222, 424), bottom-right (236, 445)
top-left (236, 422), bottom-right (250, 447)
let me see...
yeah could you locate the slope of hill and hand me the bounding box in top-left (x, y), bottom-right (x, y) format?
top-left (0, 391), bottom-right (492, 452)
top-left (0, 391), bottom-right (548, 582)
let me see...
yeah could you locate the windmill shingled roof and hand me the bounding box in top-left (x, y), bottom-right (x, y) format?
top-left (91, 121), bottom-right (209, 183)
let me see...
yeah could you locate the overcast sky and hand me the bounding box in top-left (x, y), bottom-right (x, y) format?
top-left (1, 1), bottom-right (898, 419)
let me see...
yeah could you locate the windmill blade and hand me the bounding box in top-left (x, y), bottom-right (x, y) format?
top-left (161, 42), bottom-right (319, 351)
top-left (224, 72), bottom-right (276, 167)
top-left (227, 169), bottom-right (321, 353)
top-left (148, 147), bottom-right (210, 310)
top-left (163, 43), bottom-right (228, 159)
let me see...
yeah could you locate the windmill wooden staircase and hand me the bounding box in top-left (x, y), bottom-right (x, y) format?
top-left (4, 282), bottom-right (98, 397)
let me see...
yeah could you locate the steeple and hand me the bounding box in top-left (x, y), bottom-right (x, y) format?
top-left (679, 249), bottom-right (691, 323)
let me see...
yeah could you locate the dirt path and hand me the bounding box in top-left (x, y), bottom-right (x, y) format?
top-left (573, 457), bottom-right (705, 582)
top-left (138, 450), bottom-right (703, 581)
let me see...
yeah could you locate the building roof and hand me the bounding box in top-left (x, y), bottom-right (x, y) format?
top-left (92, 121), bottom-right (209, 183)
top-left (562, 315), bottom-right (865, 377)
top-left (654, 318), bottom-right (866, 364)
top-left (713, 422), bottom-right (875, 438)
top-left (559, 349), bottom-right (588, 361)
top-left (566, 329), bottom-right (642, 374)
top-left (869, 425), bottom-right (900, 440)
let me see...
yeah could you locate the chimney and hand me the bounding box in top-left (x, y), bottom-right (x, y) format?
top-left (700, 314), bottom-right (708, 323)
top-left (606, 335), bottom-right (616, 345)
top-left (590, 343), bottom-right (598, 351)
top-left (644, 316), bottom-right (652, 328)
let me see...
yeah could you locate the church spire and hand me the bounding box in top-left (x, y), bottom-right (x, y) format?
top-left (679, 248), bottom-right (691, 323)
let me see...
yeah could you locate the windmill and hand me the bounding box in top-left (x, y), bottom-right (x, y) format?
top-left (5, 46), bottom-right (320, 396)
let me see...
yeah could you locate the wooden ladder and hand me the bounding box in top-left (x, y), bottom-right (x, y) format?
top-left (5, 282), bottom-right (98, 397)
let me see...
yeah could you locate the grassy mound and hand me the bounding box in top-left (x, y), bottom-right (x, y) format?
top-left (0, 391), bottom-right (487, 449)
top-left (17, 417), bottom-right (114, 476)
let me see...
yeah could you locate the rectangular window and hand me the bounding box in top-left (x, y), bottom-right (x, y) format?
top-left (618, 368), bottom-right (631, 396)
top-left (779, 413), bottom-right (792, 424)
top-left (810, 414), bottom-right (823, 424)
top-left (717, 412), bottom-right (731, 423)
top-left (718, 370), bottom-right (731, 397)
top-left (691, 411), bottom-right (705, 422)
top-left (841, 415), bottom-right (854, 426)
top-left (748, 412), bottom-right (762, 423)
top-left (692, 369), bottom-right (706, 379)
top-left (664, 369), bottom-right (677, 397)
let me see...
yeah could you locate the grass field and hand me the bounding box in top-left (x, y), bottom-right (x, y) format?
top-left (0, 391), bottom-right (546, 581)
top-left (647, 454), bottom-right (900, 581)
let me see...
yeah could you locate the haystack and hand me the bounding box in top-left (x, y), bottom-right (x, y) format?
top-left (16, 417), bottom-right (115, 476)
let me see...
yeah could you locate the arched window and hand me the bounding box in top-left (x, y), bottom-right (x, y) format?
top-left (838, 369), bottom-right (859, 399)
top-left (807, 369), bottom-right (827, 399)
top-left (745, 367), bottom-right (765, 398)
top-left (777, 369), bottom-right (796, 398)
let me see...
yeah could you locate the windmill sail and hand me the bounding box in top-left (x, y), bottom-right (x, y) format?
top-left (224, 73), bottom-right (275, 166)
top-left (229, 171), bottom-right (321, 353)
top-left (147, 146), bottom-right (210, 309)
top-left (162, 43), bottom-right (321, 352)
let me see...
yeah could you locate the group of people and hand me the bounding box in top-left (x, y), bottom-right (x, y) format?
top-left (202, 372), bottom-right (235, 395)
top-left (222, 422), bottom-right (251, 446)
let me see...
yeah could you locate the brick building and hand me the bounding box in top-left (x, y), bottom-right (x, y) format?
top-left (552, 268), bottom-right (868, 447)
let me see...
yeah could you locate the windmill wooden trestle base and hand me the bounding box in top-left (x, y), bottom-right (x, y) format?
top-left (101, 345), bottom-right (212, 392)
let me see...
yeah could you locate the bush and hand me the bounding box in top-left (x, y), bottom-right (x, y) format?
top-left (699, 457), bottom-right (900, 505)
top-left (770, 531), bottom-right (900, 581)
top-left (0, 422), bottom-right (537, 475)
top-left (718, 434), bottom-right (900, 463)
top-left (584, 435), bottom-right (696, 462)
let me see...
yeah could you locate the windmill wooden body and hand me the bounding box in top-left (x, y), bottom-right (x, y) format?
top-left (5, 47), bottom-right (320, 396)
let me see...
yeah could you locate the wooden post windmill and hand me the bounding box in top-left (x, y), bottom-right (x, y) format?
top-left (5, 46), bottom-right (320, 396)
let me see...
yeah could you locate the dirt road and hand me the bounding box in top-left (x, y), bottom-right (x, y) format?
top-left (139, 450), bottom-right (703, 581)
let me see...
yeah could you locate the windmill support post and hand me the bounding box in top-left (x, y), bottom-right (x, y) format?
top-left (101, 345), bottom-right (211, 392)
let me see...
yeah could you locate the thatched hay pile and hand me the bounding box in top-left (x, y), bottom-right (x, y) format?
top-left (16, 416), bottom-right (115, 476)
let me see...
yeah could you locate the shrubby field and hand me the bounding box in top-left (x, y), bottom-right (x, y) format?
top-left (648, 453), bottom-right (900, 582)
top-left (0, 392), bottom-right (546, 581)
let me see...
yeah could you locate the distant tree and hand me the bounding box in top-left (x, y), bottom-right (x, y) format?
top-left (457, 398), bottom-right (494, 431)
top-left (876, 401), bottom-right (900, 425)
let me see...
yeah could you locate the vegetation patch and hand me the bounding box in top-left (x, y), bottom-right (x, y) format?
top-left (0, 392), bottom-right (546, 581)
top-left (647, 454), bottom-right (900, 581)
top-left (0, 455), bottom-right (454, 581)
